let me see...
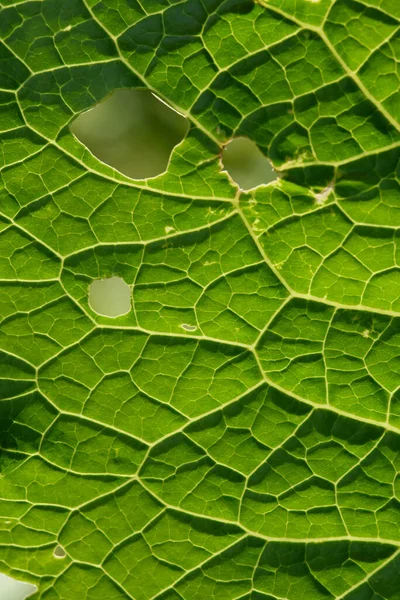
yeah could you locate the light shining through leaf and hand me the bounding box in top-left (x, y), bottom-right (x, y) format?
top-left (1, 0), bottom-right (400, 598)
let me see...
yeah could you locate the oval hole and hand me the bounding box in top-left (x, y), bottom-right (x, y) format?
top-left (0, 573), bottom-right (37, 600)
top-left (88, 276), bottom-right (131, 318)
top-left (222, 137), bottom-right (276, 190)
top-left (181, 323), bottom-right (197, 332)
top-left (70, 89), bottom-right (188, 179)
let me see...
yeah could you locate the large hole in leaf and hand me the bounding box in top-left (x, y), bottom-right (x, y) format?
top-left (222, 137), bottom-right (276, 190)
top-left (0, 573), bottom-right (37, 599)
top-left (88, 276), bottom-right (131, 317)
top-left (70, 89), bottom-right (188, 179)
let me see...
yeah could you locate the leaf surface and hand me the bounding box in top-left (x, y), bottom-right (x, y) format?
top-left (1, 1), bottom-right (400, 598)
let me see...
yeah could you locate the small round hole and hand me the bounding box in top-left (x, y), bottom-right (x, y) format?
top-left (88, 276), bottom-right (131, 318)
top-left (222, 137), bottom-right (276, 190)
top-left (53, 545), bottom-right (66, 559)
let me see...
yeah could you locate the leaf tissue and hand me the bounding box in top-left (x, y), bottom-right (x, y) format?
top-left (1, 0), bottom-right (400, 598)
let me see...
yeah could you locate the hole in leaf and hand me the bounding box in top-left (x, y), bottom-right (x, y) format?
top-left (181, 323), bottom-right (197, 332)
top-left (70, 89), bottom-right (188, 179)
top-left (0, 573), bottom-right (37, 599)
top-left (88, 276), bottom-right (131, 318)
top-left (53, 545), bottom-right (66, 559)
top-left (222, 137), bottom-right (276, 190)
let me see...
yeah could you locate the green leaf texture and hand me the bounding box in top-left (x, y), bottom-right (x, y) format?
top-left (1, 0), bottom-right (400, 598)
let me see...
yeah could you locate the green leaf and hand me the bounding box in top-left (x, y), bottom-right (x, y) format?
top-left (1, 1), bottom-right (400, 598)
